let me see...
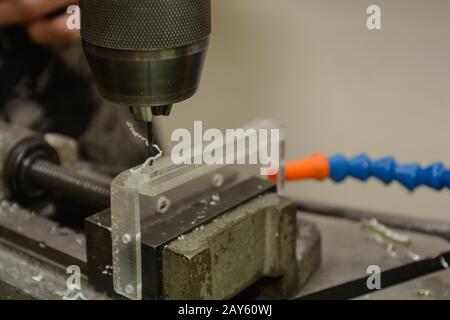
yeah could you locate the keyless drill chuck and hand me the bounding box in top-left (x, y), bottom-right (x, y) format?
top-left (79, 0), bottom-right (212, 121)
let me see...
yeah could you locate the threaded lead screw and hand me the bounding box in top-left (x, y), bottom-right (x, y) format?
top-left (27, 159), bottom-right (111, 209)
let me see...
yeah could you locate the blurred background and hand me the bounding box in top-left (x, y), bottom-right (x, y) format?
top-left (155, 0), bottom-right (450, 221)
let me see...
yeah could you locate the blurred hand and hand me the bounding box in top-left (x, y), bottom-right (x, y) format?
top-left (0, 0), bottom-right (79, 45)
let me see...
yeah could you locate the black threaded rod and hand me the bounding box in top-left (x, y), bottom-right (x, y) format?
top-left (27, 159), bottom-right (111, 209)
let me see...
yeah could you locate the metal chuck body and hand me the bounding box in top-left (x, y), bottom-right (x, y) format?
top-left (80, 0), bottom-right (211, 112)
top-left (80, 0), bottom-right (212, 159)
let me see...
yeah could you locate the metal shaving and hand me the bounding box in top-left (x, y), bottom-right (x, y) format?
top-left (416, 289), bottom-right (432, 297)
top-left (126, 121), bottom-right (149, 146)
top-left (130, 144), bottom-right (163, 174)
top-left (407, 250), bottom-right (422, 261)
top-left (361, 219), bottom-right (411, 246)
top-left (126, 121), bottom-right (163, 174)
top-left (440, 256), bottom-right (449, 269)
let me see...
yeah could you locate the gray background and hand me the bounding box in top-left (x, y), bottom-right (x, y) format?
top-left (156, 0), bottom-right (450, 221)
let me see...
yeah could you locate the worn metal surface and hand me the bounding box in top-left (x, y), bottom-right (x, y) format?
top-left (297, 200), bottom-right (450, 242)
top-left (162, 193), bottom-right (307, 300)
top-left (0, 201), bottom-right (112, 300)
top-left (358, 269), bottom-right (450, 300)
top-left (1, 195), bottom-right (320, 300)
top-left (86, 178), bottom-right (279, 299)
top-left (296, 214), bottom-right (450, 299)
top-left (0, 238), bottom-right (109, 300)
top-left (3, 202), bottom-right (448, 299)
top-left (0, 201), bottom-right (86, 272)
top-left (294, 218), bottom-right (322, 290)
top-left (85, 209), bottom-right (113, 293)
top-left (142, 178), bottom-right (276, 299)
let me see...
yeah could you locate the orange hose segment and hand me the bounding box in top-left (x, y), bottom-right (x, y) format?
top-left (268, 152), bottom-right (330, 182)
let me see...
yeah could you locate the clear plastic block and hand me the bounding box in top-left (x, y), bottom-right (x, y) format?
top-left (110, 118), bottom-right (286, 299)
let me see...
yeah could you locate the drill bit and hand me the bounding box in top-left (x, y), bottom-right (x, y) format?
top-left (147, 121), bottom-right (155, 165)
